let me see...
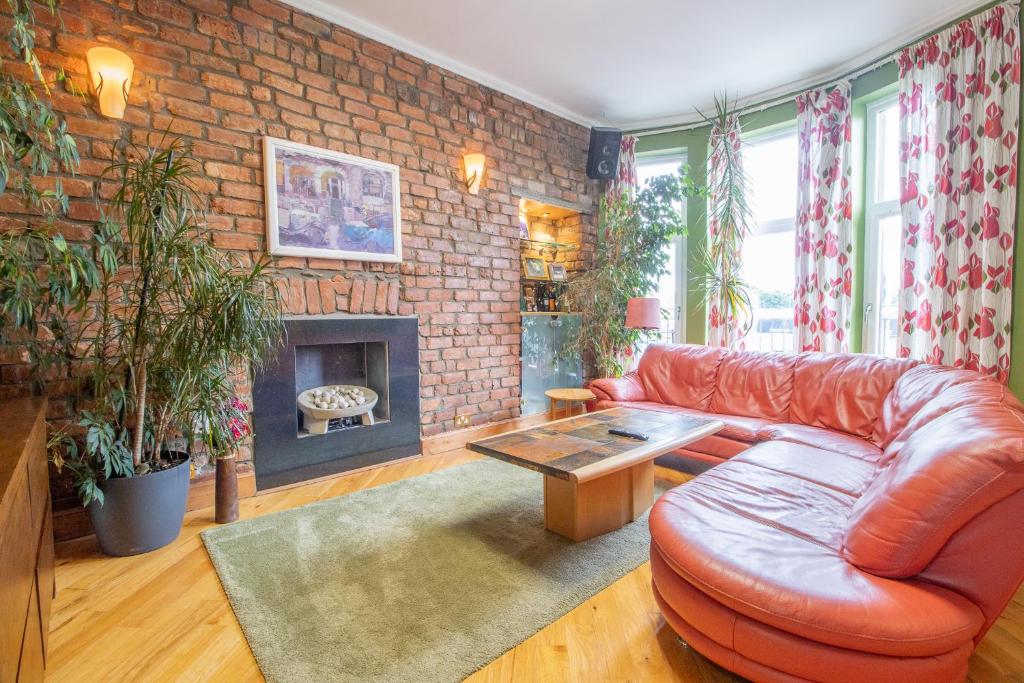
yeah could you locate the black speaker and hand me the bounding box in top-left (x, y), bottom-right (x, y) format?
top-left (586, 127), bottom-right (622, 180)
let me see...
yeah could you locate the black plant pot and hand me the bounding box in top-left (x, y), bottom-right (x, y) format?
top-left (87, 455), bottom-right (191, 557)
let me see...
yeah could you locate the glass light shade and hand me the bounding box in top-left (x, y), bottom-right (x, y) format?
top-left (463, 153), bottom-right (485, 194)
top-left (625, 297), bottom-right (661, 330)
top-left (86, 47), bottom-right (134, 119)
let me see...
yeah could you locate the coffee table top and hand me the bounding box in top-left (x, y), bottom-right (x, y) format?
top-left (468, 408), bottom-right (723, 482)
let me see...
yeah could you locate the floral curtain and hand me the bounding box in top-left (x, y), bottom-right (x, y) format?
top-left (897, 2), bottom-right (1020, 381)
top-left (793, 82), bottom-right (854, 352)
top-left (606, 134), bottom-right (638, 200)
top-left (706, 114), bottom-right (748, 348)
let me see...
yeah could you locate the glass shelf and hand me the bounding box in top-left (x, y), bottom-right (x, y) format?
top-left (520, 238), bottom-right (576, 253)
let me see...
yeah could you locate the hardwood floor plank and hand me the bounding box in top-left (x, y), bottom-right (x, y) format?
top-left (45, 450), bottom-right (1024, 682)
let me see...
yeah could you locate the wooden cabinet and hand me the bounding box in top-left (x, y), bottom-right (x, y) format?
top-left (0, 398), bottom-right (53, 683)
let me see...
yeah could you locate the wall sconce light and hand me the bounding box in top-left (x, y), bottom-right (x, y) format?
top-left (463, 153), bottom-right (485, 194)
top-left (86, 46), bottom-right (134, 119)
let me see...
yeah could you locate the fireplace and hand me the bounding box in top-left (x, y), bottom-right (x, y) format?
top-left (252, 315), bottom-right (420, 489)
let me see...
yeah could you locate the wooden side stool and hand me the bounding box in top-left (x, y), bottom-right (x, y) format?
top-left (545, 388), bottom-right (596, 421)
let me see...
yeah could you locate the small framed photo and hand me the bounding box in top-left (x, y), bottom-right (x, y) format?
top-left (263, 136), bottom-right (402, 263)
top-left (548, 263), bottom-right (567, 281)
top-left (522, 257), bottom-right (548, 280)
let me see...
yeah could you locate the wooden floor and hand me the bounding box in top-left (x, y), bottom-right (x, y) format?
top-left (46, 448), bottom-right (1024, 683)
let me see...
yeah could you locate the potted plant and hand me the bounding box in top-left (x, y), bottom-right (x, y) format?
top-left (194, 392), bottom-right (253, 524)
top-left (697, 96), bottom-right (755, 347)
top-left (5, 138), bottom-right (282, 555)
top-left (562, 167), bottom-right (702, 378)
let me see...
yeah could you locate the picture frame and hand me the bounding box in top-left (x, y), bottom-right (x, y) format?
top-left (548, 263), bottom-right (567, 281)
top-left (522, 257), bottom-right (548, 280)
top-left (263, 136), bottom-right (402, 263)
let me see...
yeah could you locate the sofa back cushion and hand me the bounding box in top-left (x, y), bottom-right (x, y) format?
top-left (873, 364), bottom-right (985, 448)
top-left (637, 344), bottom-right (726, 410)
top-left (880, 379), bottom-right (1021, 464)
top-left (789, 353), bottom-right (916, 438)
top-left (842, 403), bottom-right (1024, 578)
top-left (710, 350), bottom-right (798, 420)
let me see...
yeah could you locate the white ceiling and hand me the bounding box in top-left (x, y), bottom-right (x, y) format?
top-left (292, 0), bottom-right (989, 129)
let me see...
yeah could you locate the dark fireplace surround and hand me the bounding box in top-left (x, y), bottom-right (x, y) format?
top-left (252, 315), bottom-right (421, 489)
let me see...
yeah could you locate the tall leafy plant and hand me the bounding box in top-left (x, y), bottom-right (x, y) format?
top-left (4, 138), bottom-right (283, 505)
top-left (0, 0), bottom-right (97, 391)
top-left (563, 168), bottom-right (702, 378)
top-left (0, 0), bottom-right (78, 211)
top-left (698, 96), bottom-right (754, 346)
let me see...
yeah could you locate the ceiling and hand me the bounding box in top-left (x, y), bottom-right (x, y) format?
top-left (293, 0), bottom-right (989, 130)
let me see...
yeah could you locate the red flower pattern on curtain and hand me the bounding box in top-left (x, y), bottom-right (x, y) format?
top-left (606, 134), bottom-right (638, 200)
top-left (707, 114), bottom-right (748, 348)
top-left (794, 82), bottom-right (854, 352)
top-left (897, 2), bottom-right (1020, 381)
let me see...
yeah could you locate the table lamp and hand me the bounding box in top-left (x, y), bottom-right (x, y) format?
top-left (625, 297), bottom-right (661, 330)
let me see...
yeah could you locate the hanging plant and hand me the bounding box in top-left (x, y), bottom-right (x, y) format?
top-left (697, 96), bottom-right (754, 347)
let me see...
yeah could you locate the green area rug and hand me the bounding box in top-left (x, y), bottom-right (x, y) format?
top-left (202, 459), bottom-right (663, 683)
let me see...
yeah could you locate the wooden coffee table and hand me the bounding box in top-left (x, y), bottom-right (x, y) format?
top-left (468, 408), bottom-right (723, 541)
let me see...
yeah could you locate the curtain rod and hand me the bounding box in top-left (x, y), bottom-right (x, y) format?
top-left (630, 0), bottom-right (1018, 137)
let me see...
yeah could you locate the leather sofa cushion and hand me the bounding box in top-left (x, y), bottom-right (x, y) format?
top-left (843, 403), bottom-right (1024, 578)
top-left (789, 353), bottom-right (917, 438)
top-left (607, 401), bottom-right (772, 442)
top-left (733, 441), bottom-right (877, 497)
top-left (873, 364), bottom-right (983, 448)
top-left (881, 379), bottom-right (1024, 465)
top-left (636, 344), bottom-right (727, 410)
top-left (650, 462), bottom-right (984, 657)
top-left (588, 372), bottom-right (646, 402)
top-left (651, 553), bottom-right (976, 683)
top-left (710, 351), bottom-right (798, 421)
top-left (757, 423), bottom-right (881, 463)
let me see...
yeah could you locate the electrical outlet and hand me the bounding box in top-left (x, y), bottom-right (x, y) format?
top-left (454, 415), bottom-right (470, 428)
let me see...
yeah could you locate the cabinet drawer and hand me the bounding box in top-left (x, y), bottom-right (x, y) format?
top-left (0, 482), bottom-right (34, 682)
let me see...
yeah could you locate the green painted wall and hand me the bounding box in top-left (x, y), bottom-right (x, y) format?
top-left (636, 59), bottom-right (1024, 398)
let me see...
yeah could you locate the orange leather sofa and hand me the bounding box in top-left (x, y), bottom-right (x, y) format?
top-left (590, 344), bottom-right (1024, 682)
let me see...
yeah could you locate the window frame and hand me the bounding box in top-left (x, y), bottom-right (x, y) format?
top-left (863, 94), bottom-right (902, 355)
top-left (635, 149), bottom-right (688, 343)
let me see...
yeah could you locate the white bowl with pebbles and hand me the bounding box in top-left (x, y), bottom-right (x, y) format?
top-left (297, 384), bottom-right (379, 434)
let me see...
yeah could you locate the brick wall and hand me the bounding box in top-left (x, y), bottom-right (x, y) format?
top-left (3, 0), bottom-right (598, 441)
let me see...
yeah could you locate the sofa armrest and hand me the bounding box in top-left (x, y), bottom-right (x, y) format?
top-left (590, 372), bottom-right (646, 402)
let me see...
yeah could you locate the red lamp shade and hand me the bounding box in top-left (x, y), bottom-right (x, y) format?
top-left (625, 297), bottom-right (661, 330)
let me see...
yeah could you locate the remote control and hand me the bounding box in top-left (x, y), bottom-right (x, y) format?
top-left (609, 428), bottom-right (649, 441)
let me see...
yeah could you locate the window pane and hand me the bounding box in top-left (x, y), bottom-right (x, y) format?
top-left (742, 230), bottom-right (795, 352)
top-left (877, 214), bottom-right (902, 357)
top-left (744, 133), bottom-right (798, 225)
top-left (637, 158), bottom-right (686, 342)
top-left (876, 103), bottom-right (901, 204)
top-left (739, 131), bottom-right (797, 352)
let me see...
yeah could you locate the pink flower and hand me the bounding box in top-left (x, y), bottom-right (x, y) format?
top-left (933, 253), bottom-right (949, 288)
top-left (918, 300), bottom-right (933, 332)
top-left (981, 202), bottom-right (1002, 239)
top-left (985, 102), bottom-right (1004, 139)
top-left (901, 172), bottom-right (919, 204)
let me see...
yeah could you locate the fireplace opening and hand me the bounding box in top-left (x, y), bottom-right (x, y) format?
top-left (294, 341), bottom-right (391, 437)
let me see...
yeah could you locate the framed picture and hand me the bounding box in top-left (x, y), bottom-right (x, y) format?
top-left (522, 257), bottom-right (548, 280)
top-left (548, 263), bottom-right (567, 281)
top-left (263, 137), bottom-right (402, 262)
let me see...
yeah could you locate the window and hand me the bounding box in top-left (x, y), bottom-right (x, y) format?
top-left (636, 153), bottom-right (687, 343)
top-left (741, 128), bottom-right (798, 352)
top-left (864, 96), bottom-right (902, 357)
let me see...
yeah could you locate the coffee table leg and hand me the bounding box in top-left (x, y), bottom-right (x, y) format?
top-left (543, 460), bottom-right (655, 541)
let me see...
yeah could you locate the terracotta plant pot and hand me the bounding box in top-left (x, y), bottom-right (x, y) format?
top-left (215, 455), bottom-right (239, 524)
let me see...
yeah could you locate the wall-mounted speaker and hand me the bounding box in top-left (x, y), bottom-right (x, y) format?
top-left (586, 127), bottom-right (622, 180)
